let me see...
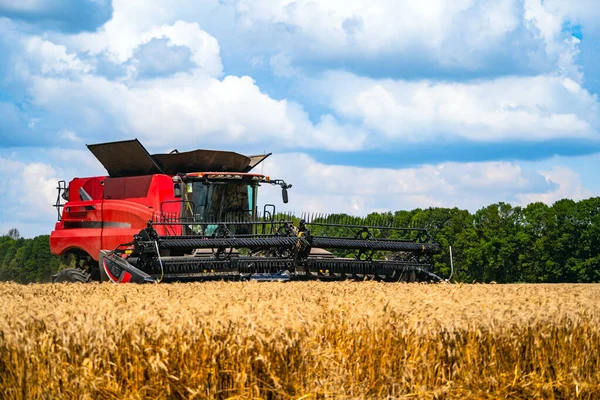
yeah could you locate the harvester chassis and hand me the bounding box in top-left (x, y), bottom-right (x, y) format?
top-left (49, 139), bottom-right (443, 284)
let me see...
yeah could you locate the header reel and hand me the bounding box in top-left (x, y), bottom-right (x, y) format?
top-left (100, 213), bottom-right (442, 283)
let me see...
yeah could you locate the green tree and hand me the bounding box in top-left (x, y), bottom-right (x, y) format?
top-left (471, 203), bottom-right (527, 283)
top-left (521, 202), bottom-right (552, 282)
top-left (576, 197), bottom-right (600, 282)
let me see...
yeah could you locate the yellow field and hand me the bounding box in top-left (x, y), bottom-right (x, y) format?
top-left (0, 282), bottom-right (599, 399)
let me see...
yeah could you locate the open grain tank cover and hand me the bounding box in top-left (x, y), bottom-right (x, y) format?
top-left (88, 138), bottom-right (253, 176)
top-left (152, 149), bottom-right (250, 174)
top-left (244, 153), bottom-right (272, 172)
top-left (87, 139), bottom-right (164, 177)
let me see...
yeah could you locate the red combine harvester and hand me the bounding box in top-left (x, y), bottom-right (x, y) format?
top-left (50, 139), bottom-right (441, 283)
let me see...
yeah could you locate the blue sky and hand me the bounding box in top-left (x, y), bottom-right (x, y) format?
top-left (1, 0), bottom-right (600, 237)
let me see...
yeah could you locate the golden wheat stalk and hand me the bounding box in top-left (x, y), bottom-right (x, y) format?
top-left (0, 282), bottom-right (599, 399)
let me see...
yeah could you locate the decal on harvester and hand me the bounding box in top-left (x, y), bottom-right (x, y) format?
top-left (103, 258), bottom-right (119, 282)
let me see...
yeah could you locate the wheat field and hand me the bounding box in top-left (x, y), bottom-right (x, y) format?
top-left (0, 282), bottom-right (599, 399)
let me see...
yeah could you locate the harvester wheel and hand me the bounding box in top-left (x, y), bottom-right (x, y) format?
top-left (53, 268), bottom-right (92, 283)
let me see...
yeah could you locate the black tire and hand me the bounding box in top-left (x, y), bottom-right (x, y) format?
top-left (88, 263), bottom-right (101, 281)
top-left (53, 268), bottom-right (92, 283)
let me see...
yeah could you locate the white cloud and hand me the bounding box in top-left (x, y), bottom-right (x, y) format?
top-left (234, 0), bottom-right (575, 74)
top-left (236, 0), bottom-right (513, 52)
top-left (0, 148), bottom-right (106, 236)
top-left (44, 0), bottom-right (588, 78)
top-left (311, 71), bottom-right (600, 143)
top-left (1, 1), bottom-right (598, 155)
top-left (0, 157), bottom-right (58, 222)
top-left (258, 153), bottom-right (563, 215)
top-left (140, 21), bottom-right (223, 77)
top-left (523, 0), bottom-right (583, 82)
top-left (22, 163), bottom-right (60, 211)
top-left (27, 0), bottom-right (597, 84)
top-left (27, 71), bottom-right (365, 151)
top-left (25, 37), bottom-right (92, 75)
top-left (57, 19), bottom-right (223, 77)
top-left (3, 16), bottom-right (366, 152)
top-left (518, 166), bottom-right (591, 205)
top-left (539, 0), bottom-right (600, 30)
top-left (57, 0), bottom-right (225, 62)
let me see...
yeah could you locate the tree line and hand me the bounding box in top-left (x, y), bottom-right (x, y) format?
top-left (398, 197), bottom-right (600, 283)
top-left (1, 197), bottom-right (599, 283)
top-left (0, 232), bottom-right (63, 283)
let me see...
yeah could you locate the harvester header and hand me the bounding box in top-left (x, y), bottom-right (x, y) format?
top-left (49, 139), bottom-right (441, 283)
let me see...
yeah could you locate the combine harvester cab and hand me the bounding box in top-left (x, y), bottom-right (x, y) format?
top-left (50, 139), bottom-right (442, 283)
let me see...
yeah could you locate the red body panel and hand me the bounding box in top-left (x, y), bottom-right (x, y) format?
top-left (50, 171), bottom-right (264, 261)
top-left (50, 174), bottom-right (183, 261)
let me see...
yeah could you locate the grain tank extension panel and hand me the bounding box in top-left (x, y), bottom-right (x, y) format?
top-left (87, 139), bottom-right (266, 177)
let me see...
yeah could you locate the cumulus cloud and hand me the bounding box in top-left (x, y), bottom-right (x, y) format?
top-left (0, 20), bottom-right (90, 88)
top-left (30, 0), bottom-right (597, 84)
top-left (57, 0), bottom-right (226, 62)
top-left (0, 157), bottom-right (60, 231)
top-left (517, 166), bottom-right (591, 205)
top-left (0, 147), bottom-right (106, 236)
top-left (0, 15), bottom-right (367, 152)
top-left (46, 0), bottom-right (591, 80)
top-left (1, 2), bottom-right (599, 154)
top-left (25, 37), bottom-right (92, 75)
top-left (0, 19), bottom-right (98, 146)
top-left (53, 19), bottom-right (223, 78)
top-left (539, 0), bottom-right (600, 31)
top-left (309, 71), bottom-right (600, 144)
top-left (2, 19), bottom-right (359, 152)
top-left (234, 0), bottom-right (582, 78)
top-left (25, 35), bottom-right (365, 151)
top-left (258, 153), bottom-right (563, 215)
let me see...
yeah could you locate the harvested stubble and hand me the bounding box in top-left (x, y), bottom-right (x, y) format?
top-left (0, 282), bottom-right (599, 399)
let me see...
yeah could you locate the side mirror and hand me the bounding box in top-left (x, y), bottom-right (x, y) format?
top-left (282, 187), bottom-right (289, 204)
top-left (174, 183), bottom-right (182, 198)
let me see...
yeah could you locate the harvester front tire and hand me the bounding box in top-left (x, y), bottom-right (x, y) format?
top-left (53, 268), bottom-right (92, 283)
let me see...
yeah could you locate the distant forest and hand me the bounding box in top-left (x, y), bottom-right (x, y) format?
top-left (2, 197), bottom-right (600, 283)
top-left (0, 232), bottom-right (64, 283)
